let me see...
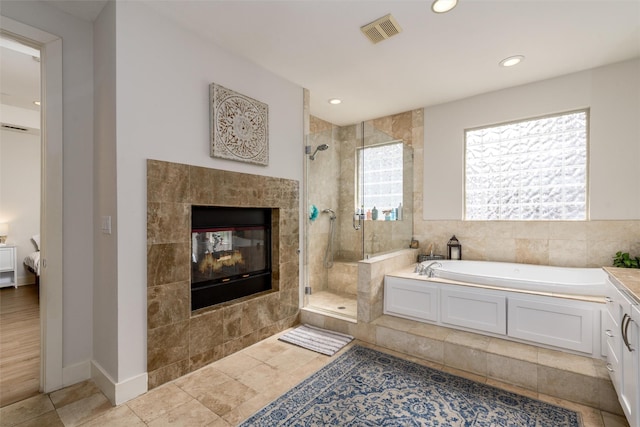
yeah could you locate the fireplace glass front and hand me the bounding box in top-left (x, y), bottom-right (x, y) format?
top-left (191, 227), bottom-right (268, 284)
top-left (191, 206), bottom-right (272, 311)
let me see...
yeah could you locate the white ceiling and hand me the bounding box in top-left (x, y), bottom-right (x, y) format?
top-left (0, 43), bottom-right (41, 112)
top-left (45, 0), bottom-right (109, 23)
top-left (10, 0), bottom-right (640, 127)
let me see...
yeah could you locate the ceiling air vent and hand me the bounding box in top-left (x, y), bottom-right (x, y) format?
top-left (360, 14), bottom-right (402, 44)
top-left (0, 122), bottom-right (38, 135)
top-left (1, 123), bottom-right (29, 133)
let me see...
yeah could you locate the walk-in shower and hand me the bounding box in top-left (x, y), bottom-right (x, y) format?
top-left (304, 112), bottom-right (414, 320)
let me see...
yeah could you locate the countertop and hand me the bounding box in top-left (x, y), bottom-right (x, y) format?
top-left (603, 267), bottom-right (640, 303)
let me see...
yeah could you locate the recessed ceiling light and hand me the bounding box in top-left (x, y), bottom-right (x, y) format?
top-left (328, 98), bottom-right (342, 105)
top-left (499, 55), bottom-right (525, 67)
top-left (431, 0), bottom-right (457, 13)
top-left (34, 101), bottom-right (41, 106)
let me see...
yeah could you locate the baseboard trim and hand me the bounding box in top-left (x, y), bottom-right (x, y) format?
top-left (91, 360), bottom-right (148, 405)
top-left (62, 360), bottom-right (91, 387)
top-left (17, 277), bottom-right (37, 286)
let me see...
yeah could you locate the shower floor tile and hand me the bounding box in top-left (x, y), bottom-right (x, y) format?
top-left (307, 290), bottom-right (357, 319)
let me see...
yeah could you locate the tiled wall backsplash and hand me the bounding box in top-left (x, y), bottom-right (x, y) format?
top-left (412, 220), bottom-right (640, 268)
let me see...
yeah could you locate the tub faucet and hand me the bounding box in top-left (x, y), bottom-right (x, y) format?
top-left (420, 261), bottom-right (442, 277)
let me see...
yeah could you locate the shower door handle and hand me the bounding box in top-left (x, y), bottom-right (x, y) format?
top-left (353, 213), bottom-right (361, 230)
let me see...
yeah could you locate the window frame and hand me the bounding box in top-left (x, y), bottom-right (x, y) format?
top-left (356, 140), bottom-right (404, 216)
top-left (463, 109), bottom-right (590, 221)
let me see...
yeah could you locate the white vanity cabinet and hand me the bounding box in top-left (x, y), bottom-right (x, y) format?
top-left (623, 304), bottom-right (640, 427)
top-left (604, 276), bottom-right (639, 427)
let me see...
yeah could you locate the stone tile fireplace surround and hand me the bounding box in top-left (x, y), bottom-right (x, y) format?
top-left (146, 160), bottom-right (300, 389)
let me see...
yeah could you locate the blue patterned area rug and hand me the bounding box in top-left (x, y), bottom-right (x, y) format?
top-left (241, 345), bottom-right (582, 426)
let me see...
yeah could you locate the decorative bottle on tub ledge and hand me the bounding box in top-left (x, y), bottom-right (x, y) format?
top-left (447, 235), bottom-right (462, 260)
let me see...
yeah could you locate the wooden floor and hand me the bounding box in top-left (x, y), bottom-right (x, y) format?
top-left (0, 284), bottom-right (40, 408)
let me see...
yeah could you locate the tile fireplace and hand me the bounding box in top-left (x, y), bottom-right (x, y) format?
top-left (147, 160), bottom-right (300, 389)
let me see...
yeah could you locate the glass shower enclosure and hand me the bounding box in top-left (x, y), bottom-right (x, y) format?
top-left (304, 117), bottom-right (413, 320)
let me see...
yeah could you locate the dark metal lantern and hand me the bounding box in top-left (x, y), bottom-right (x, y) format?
top-left (447, 235), bottom-right (461, 260)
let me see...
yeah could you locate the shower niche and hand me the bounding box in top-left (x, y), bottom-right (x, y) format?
top-left (191, 206), bottom-right (272, 311)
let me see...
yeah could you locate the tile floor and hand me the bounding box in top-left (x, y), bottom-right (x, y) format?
top-left (0, 328), bottom-right (630, 427)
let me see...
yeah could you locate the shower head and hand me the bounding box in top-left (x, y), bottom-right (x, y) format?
top-left (309, 144), bottom-right (329, 160)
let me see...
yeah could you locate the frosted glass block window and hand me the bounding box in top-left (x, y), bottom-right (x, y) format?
top-left (465, 110), bottom-right (588, 220)
top-left (357, 141), bottom-right (403, 217)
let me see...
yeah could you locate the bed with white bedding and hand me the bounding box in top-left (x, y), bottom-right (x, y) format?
top-left (24, 251), bottom-right (40, 276)
top-left (23, 234), bottom-right (40, 285)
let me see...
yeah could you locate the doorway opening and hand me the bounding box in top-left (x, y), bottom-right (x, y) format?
top-left (0, 33), bottom-right (42, 407)
top-left (1, 16), bottom-right (64, 401)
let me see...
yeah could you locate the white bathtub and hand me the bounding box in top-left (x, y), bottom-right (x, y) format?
top-left (421, 260), bottom-right (607, 297)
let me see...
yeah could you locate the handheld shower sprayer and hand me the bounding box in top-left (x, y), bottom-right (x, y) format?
top-left (322, 208), bottom-right (336, 220)
top-left (309, 144), bottom-right (329, 160)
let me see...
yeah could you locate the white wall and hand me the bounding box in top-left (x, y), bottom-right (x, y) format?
top-left (0, 129), bottom-right (40, 284)
top-left (589, 60), bottom-right (640, 219)
top-left (424, 59), bottom-right (640, 220)
top-left (1, 1), bottom-right (95, 379)
top-left (93, 0), bottom-right (119, 383)
top-left (109, 1), bottom-right (304, 384)
top-left (5, 0), bottom-right (304, 399)
top-left (0, 105), bottom-right (40, 131)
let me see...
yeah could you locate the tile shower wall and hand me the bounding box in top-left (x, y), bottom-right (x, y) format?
top-left (307, 111), bottom-right (420, 299)
top-left (146, 160), bottom-right (299, 389)
top-left (307, 116), bottom-right (340, 292)
top-left (307, 110), bottom-right (421, 265)
top-left (361, 111), bottom-right (417, 257)
top-left (335, 113), bottom-right (418, 260)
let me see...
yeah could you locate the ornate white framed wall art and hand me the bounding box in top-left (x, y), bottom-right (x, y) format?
top-left (210, 83), bottom-right (269, 166)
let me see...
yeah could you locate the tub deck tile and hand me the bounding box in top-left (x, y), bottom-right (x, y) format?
top-left (538, 347), bottom-right (597, 377)
top-left (487, 353), bottom-right (538, 390)
top-left (444, 329), bottom-right (492, 350)
top-left (486, 337), bottom-right (538, 363)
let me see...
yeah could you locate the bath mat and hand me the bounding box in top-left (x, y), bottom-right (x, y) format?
top-left (277, 324), bottom-right (354, 356)
top-left (241, 345), bottom-right (582, 427)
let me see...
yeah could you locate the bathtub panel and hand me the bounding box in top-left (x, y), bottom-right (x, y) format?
top-left (440, 288), bottom-right (507, 335)
top-left (384, 277), bottom-right (438, 323)
top-left (385, 261), bottom-right (606, 358)
top-left (508, 297), bottom-right (594, 354)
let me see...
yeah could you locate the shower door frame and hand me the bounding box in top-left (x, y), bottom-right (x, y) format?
top-left (302, 119), bottom-right (365, 313)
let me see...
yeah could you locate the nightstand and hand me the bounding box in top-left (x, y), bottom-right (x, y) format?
top-left (0, 245), bottom-right (18, 288)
